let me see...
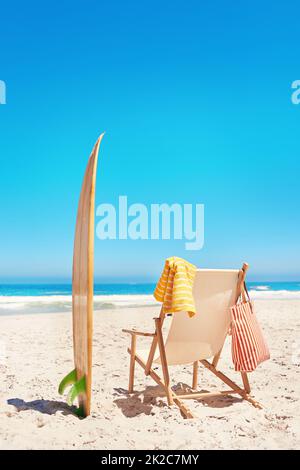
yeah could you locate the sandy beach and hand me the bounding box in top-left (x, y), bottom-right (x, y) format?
top-left (0, 299), bottom-right (299, 450)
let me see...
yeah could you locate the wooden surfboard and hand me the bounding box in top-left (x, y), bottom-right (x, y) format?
top-left (58, 133), bottom-right (105, 417)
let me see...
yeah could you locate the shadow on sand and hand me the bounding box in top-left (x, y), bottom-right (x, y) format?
top-left (113, 383), bottom-right (242, 418)
top-left (7, 398), bottom-right (77, 417)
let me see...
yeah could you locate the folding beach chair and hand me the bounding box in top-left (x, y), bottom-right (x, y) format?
top-left (123, 263), bottom-right (262, 418)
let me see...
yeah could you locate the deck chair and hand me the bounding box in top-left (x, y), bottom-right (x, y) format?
top-left (123, 263), bottom-right (262, 418)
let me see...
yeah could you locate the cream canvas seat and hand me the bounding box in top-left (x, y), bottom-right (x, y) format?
top-left (123, 263), bottom-right (262, 418)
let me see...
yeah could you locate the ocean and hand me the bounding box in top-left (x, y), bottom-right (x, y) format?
top-left (0, 281), bottom-right (299, 315)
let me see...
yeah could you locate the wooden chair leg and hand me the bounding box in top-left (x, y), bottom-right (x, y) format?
top-left (192, 361), bottom-right (198, 389)
top-left (241, 372), bottom-right (251, 394)
top-left (145, 307), bottom-right (164, 375)
top-left (201, 359), bottom-right (262, 409)
top-left (145, 335), bottom-right (158, 375)
top-left (128, 334), bottom-right (137, 393)
top-left (212, 349), bottom-right (222, 368)
top-left (132, 350), bottom-right (194, 418)
top-left (155, 318), bottom-right (174, 406)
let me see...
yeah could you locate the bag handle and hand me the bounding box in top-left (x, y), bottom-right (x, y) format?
top-left (242, 281), bottom-right (250, 302)
top-left (240, 282), bottom-right (254, 314)
top-left (235, 263), bottom-right (249, 303)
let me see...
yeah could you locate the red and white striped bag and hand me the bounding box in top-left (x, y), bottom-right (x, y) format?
top-left (230, 284), bottom-right (270, 372)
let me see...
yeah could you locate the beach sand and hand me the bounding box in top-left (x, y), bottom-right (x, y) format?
top-left (0, 300), bottom-right (299, 450)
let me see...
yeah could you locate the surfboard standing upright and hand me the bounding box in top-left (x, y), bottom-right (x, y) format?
top-left (58, 133), bottom-right (105, 417)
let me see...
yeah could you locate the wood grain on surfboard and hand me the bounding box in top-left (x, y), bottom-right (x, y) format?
top-left (72, 133), bottom-right (104, 416)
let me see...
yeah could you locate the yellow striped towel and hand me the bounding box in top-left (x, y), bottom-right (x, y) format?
top-left (154, 256), bottom-right (197, 317)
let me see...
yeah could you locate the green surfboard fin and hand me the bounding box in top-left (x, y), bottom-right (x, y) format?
top-left (58, 368), bottom-right (77, 395)
top-left (67, 376), bottom-right (86, 406)
top-left (58, 370), bottom-right (86, 417)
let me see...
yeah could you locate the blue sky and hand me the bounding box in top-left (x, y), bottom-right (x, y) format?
top-left (0, 0), bottom-right (299, 282)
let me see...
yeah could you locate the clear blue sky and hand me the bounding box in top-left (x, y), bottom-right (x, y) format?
top-left (0, 0), bottom-right (299, 282)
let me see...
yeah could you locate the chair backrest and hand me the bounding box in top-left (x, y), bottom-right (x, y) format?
top-left (161, 269), bottom-right (239, 365)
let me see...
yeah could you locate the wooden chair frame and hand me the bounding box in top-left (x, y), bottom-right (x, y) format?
top-left (123, 263), bottom-right (262, 419)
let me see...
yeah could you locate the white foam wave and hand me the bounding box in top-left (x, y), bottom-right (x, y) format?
top-left (0, 295), bottom-right (72, 304)
top-left (0, 294), bottom-right (157, 314)
top-left (249, 289), bottom-right (300, 300)
top-left (1, 290), bottom-right (299, 315)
